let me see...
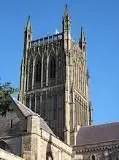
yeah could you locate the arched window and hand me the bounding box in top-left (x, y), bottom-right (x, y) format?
top-left (35, 59), bottom-right (41, 82)
top-left (28, 57), bottom-right (33, 90)
top-left (43, 54), bottom-right (47, 83)
top-left (49, 56), bottom-right (56, 79)
top-left (92, 155), bottom-right (95, 160)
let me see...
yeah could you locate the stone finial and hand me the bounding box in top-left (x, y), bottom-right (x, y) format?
top-left (79, 26), bottom-right (86, 49)
top-left (26, 15), bottom-right (32, 31)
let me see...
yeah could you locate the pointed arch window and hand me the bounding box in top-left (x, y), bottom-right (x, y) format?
top-left (28, 57), bottom-right (33, 90)
top-left (49, 56), bottom-right (56, 79)
top-left (35, 59), bottom-right (41, 82)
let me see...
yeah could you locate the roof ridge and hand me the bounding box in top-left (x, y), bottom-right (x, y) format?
top-left (81, 122), bottom-right (119, 129)
top-left (12, 97), bottom-right (37, 117)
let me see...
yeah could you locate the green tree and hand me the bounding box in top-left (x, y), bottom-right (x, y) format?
top-left (0, 82), bottom-right (18, 116)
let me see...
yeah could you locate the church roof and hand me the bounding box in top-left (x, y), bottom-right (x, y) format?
top-left (76, 122), bottom-right (119, 146)
top-left (12, 97), bottom-right (55, 136)
top-left (13, 97), bottom-right (37, 117)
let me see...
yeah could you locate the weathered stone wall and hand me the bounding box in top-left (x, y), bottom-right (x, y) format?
top-left (27, 86), bottom-right (65, 140)
top-left (39, 129), bottom-right (73, 160)
top-left (22, 35), bottom-right (66, 141)
top-left (0, 148), bottom-right (24, 160)
top-left (0, 111), bottom-right (26, 137)
top-left (19, 19), bottom-right (91, 146)
top-left (21, 115), bottom-right (73, 160)
top-left (0, 107), bottom-right (26, 156)
top-left (63, 39), bottom-right (90, 145)
top-left (74, 141), bottom-right (119, 160)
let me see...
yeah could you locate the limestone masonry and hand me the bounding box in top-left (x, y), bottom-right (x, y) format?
top-left (0, 5), bottom-right (119, 160)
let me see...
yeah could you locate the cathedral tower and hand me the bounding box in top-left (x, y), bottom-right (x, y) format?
top-left (19, 5), bottom-right (92, 145)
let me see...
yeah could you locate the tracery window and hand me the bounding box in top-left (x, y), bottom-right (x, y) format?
top-left (35, 59), bottom-right (41, 82)
top-left (49, 56), bottom-right (56, 79)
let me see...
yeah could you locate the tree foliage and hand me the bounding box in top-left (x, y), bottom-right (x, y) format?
top-left (0, 82), bottom-right (18, 116)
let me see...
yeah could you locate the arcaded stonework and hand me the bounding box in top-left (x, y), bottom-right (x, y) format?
top-left (1, 5), bottom-right (119, 160)
top-left (19, 5), bottom-right (92, 146)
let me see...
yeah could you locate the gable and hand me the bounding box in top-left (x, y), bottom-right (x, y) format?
top-left (0, 108), bottom-right (26, 137)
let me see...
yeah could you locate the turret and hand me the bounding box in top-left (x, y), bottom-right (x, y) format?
top-left (62, 4), bottom-right (71, 33)
top-left (19, 16), bottom-right (32, 103)
top-left (24, 16), bottom-right (32, 53)
top-left (62, 4), bottom-right (71, 50)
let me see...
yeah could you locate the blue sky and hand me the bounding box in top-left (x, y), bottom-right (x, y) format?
top-left (0, 0), bottom-right (119, 124)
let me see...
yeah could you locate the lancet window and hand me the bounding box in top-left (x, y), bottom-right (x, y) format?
top-left (35, 58), bottom-right (41, 82)
top-left (49, 56), bottom-right (56, 79)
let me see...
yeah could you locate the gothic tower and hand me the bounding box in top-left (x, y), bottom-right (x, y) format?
top-left (19, 5), bottom-right (93, 146)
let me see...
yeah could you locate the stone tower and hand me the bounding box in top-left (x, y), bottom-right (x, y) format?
top-left (19, 5), bottom-right (93, 145)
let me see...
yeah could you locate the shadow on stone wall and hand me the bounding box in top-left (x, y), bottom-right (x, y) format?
top-left (46, 134), bottom-right (53, 160)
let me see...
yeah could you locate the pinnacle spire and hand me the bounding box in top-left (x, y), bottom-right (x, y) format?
top-left (63, 4), bottom-right (71, 32)
top-left (80, 26), bottom-right (86, 42)
top-left (26, 15), bottom-right (32, 31)
top-left (64, 4), bottom-right (68, 16)
top-left (79, 26), bottom-right (86, 49)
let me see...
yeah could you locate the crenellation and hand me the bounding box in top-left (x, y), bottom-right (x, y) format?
top-left (31, 33), bottom-right (63, 48)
